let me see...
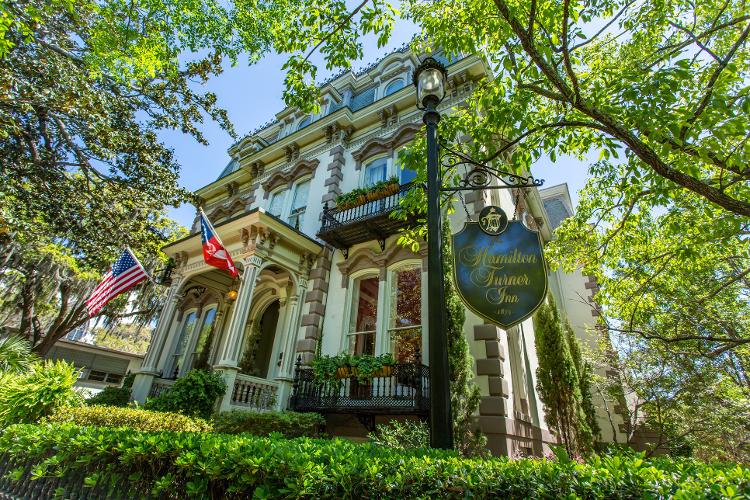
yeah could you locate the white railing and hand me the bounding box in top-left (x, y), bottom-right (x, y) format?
top-left (148, 378), bottom-right (175, 398)
top-left (230, 374), bottom-right (279, 411)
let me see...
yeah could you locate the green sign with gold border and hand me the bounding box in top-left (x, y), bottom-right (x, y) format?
top-left (452, 206), bottom-right (548, 328)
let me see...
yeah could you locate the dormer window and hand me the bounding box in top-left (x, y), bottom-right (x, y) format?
top-left (297, 116), bottom-right (312, 130)
top-left (384, 79), bottom-right (405, 97)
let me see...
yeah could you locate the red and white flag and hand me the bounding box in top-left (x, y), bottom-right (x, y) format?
top-left (86, 248), bottom-right (149, 317)
top-left (199, 209), bottom-right (238, 278)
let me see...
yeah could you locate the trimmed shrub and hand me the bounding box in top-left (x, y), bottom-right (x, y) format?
top-left (0, 360), bottom-right (82, 427)
top-left (85, 373), bottom-right (134, 407)
top-left (44, 405), bottom-right (212, 433)
top-left (1, 423), bottom-right (749, 499)
top-left (144, 369), bottom-right (226, 419)
top-left (213, 410), bottom-right (325, 437)
top-left (369, 419), bottom-right (429, 450)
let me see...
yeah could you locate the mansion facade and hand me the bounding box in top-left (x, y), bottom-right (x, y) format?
top-left (131, 47), bottom-right (628, 456)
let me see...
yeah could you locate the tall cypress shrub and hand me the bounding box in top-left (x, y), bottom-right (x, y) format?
top-left (565, 321), bottom-right (601, 447)
top-left (442, 221), bottom-right (486, 456)
top-left (533, 294), bottom-right (597, 456)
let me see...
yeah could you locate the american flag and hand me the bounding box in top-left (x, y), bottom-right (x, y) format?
top-left (86, 249), bottom-right (149, 317)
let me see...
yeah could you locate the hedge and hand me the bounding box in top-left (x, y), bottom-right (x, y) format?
top-left (213, 410), bottom-right (325, 437)
top-left (1, 423), bottom-right (748, 499)
top-left (43, 405), bottom-right (212, 433)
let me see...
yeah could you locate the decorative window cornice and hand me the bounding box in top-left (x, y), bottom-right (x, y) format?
top-left (261, 159), bottom-right (320, 198)
top-left (337, 243), bottom-right (427, 287)
top-left (352, 122), bottom-right (421, 169)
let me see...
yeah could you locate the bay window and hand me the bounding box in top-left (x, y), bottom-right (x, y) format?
top-left (267, 189), bottom-right (286, 218)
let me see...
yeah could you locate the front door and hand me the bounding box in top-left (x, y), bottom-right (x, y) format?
top-left (256, 301), bottom-right (280, 379)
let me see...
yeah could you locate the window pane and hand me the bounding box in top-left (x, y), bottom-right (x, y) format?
top-left (384, 79), bottom-right (404, 96)
top-left (268, 190), bottom-right (286, 217)
top-left (350, 276), bottom-right (379, 333)
top-left (389, 267), bottom-right (422, 363)
top-left (364, 159), bottom-right (387, 187)
top-left (297, 116), bottom-right (311, 130)
top-left (390, 268), bottom-right (421, 328)
top-left (348, 332), bottom-right (375, 356)
top-left (172, 311), bottom-right (197, 376)
top-left (290, 181), bottom-right (310, 211)
top-left (399, 167), bottom-right (417, 184)
top-left (391, 327), bottom-right (421, 364)
top-left (193, 308), bottom-right (217, 357)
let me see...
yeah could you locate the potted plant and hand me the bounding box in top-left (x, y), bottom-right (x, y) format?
top-left (311, 353), bottom-right (396, 384)
top-left (384, 176), bottom-right (400, 195)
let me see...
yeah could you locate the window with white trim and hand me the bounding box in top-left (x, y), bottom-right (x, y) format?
top-left (170, 310), bottom-right (198, 377)
top-left (297, 116), bottom-right (312, 130)
top-left (189, 307), bottom-right (217, 370)
top-left (384, 79), bottom-right (405, 96)
top-left (288, 179), bottom-right (310, 229)
top-left (388, 266), bottom-right (422, 363)
top-left (267, 189), bottom-right (287, 218)
top-left (363, 158), bottom-right (388, 187)
top-left (347, 275), bottom-right (379, 355)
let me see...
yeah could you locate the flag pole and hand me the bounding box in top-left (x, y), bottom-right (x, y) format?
top-left (125, 246), bottom-right (153, 281)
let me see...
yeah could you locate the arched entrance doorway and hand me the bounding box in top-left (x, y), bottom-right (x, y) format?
top-left (239, 300), bottom-right (280, 378)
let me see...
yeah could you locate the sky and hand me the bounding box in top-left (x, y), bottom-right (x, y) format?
top-left (160, 21), bottom-right (590, 228)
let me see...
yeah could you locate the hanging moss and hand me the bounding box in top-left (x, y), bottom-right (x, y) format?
top-left (442, 220), bottom-right (487, 456)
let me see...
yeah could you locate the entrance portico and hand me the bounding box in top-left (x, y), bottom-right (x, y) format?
top-left (131, 209), bottom-right (323, 412)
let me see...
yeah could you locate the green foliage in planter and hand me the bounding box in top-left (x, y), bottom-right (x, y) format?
top-left (85, 373), bottom-right (135, 408)
top-left (2, 423), bottom-right (749, 499)
top-left (213, 410), bottom-right (325, 437)
top-left (336, 176), bottom-right (401, 209)
top-left (0, 360), bottom-right (82, 427)
top-left (44, 405), bottom-right (212, 432)
top-left (312, 353), bottom-right (396, 383)
top-left (144, 369), bottom-right (226, 419)
top-left (369, 419), bottom-right (429, 450)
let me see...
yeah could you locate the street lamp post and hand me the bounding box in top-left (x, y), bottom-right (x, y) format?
top-left (413, 57), bottom-right (452, 449)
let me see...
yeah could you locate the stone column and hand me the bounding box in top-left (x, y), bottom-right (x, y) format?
top-left (215, 255), bottom-right (263, 411)
top-left (131, 277), bottom-right (183, 403)
top-left (280, 283), bottom-right (306, 378)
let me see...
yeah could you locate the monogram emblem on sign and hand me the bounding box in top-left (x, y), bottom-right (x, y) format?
top-left (478, 206), bottom-right (508, 235)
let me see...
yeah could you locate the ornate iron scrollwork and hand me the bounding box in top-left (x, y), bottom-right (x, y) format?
top-left (438, 139), bottom-right (544, 193)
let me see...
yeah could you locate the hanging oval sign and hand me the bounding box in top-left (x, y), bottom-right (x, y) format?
top-left (452, 206), bottom-right (548, 328)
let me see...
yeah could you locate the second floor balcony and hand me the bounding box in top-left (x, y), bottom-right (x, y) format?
top-left (317, 182), bottom-right (416, 253)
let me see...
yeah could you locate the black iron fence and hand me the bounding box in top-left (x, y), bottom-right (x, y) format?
top-left (289, 361), bottom-right (430, 415)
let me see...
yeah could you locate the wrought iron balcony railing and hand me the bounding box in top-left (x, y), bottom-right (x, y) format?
top-left (288, 359), bottom-right (430, 422)
top-left (317, 183), bottom-right (416, 253)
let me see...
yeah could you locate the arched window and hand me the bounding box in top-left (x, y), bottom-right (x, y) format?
top-left (384, 79), bottom-right (405, 97)
top-left (297, 116), bottom-right (311, 130)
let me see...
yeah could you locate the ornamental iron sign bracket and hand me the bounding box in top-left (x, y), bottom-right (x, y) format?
top-left (452, 206), bottom-right (548, 328)
top-left (438, 139), bottom-right (544, 194)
